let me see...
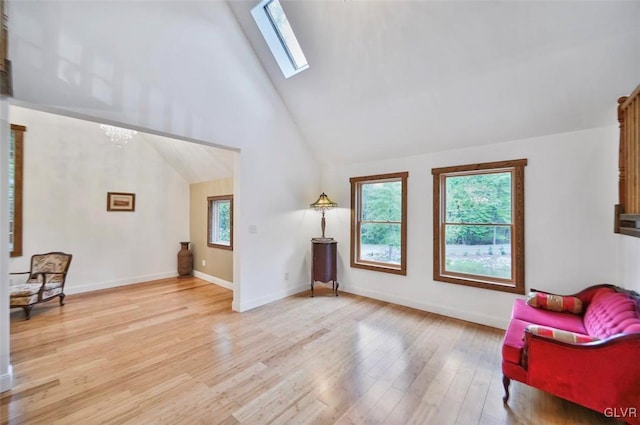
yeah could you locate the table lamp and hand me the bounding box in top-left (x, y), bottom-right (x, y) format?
top-left (310, 192), bottom-right (337, 240)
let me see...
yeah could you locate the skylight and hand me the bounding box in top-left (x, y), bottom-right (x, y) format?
top-left (252, 0), bottom-right (309, 78)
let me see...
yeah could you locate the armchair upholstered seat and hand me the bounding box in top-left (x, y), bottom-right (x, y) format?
top-left (9, 252), bottom-right (73, 319)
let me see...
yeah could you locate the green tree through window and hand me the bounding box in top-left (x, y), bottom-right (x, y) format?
top-left (445, 172), bottom-right (512, 246)
top-left (208, 195), bottom-right (233, 250)
top-left (432, 159), bottom-right (526, 294)
top-left (217, 201), bottom-right (230, 243)
top-left (360, 181), bottom-right (402, 263)
top-left (350, 172), bottom-right (408, 275)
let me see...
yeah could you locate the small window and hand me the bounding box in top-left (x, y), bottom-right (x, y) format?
top-left (350, 172), bottom-right (408, 275)
top-left (9, 124), bottom-right (25, 258)
top-left (208, 195), bottom-right (233, 250)
top-left (251, 0), bottom-right (309, 78)
top-left (432, 159), bottom-right (527, 294)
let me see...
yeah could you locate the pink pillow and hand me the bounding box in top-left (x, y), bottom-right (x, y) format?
top-left (526, 291), bottom-right (583, 314)
top-left (525, 325), bottom-right (597, 344)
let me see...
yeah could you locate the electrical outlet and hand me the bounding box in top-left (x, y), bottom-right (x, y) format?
top-left (284, 272), bottom-right (289, 281)
top-left (202, 260), bottom-right (206, 266)
top-left (249, 224), bottom-right (257, 234)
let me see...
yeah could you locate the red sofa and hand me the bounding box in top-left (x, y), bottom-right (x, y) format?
top-left (502, 284), bottom-right (640, 424)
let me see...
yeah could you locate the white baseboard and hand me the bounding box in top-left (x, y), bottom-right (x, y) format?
top-left (232, 299), bottom-right (241, 312)
top-left (235, 283), bottom-right (308, 312)
top-left (0, 365), bottom-right (13, 393)
top-left (192, 270), bottom-right (233, 291)
top-left (342, 285), bottom-right (509, 330)
top-left (64, 272), bottom-right (178, 295)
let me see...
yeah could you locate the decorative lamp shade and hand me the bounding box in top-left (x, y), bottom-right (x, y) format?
top-left (310, 193), bottom-right (337, 239)
top-left (310, 192), bottom-right (337, 211)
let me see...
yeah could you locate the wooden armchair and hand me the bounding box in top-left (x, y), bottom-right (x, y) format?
top-left (9, 252), bottom-right (73, 319)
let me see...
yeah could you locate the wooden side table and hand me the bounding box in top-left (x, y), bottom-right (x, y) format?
top-left (311, 238), bottom-right (338, 297)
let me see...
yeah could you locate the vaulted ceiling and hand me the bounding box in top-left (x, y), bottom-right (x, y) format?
top-left (10, 1), bottom-right (640, 167)
top-left (229, 1), bottom-right (640, 164)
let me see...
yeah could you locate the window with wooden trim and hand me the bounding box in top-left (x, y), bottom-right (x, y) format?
top-left (9, 124), bottom-right (25, 257)
top-left (432, 159), bottom-right (526, 294)
top-left (615, 84), bottom-right (640, 237)
top-left (350, 172), bottom-right (408, 275)
top-left (208, 195), bottom-right (233, 250)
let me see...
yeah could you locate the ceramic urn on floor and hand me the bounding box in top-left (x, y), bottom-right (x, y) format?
top-left (177, 241), bottom-right (193, 277)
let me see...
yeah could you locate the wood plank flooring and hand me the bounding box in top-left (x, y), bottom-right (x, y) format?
top-left (1, 277), bottom-right (624, 425)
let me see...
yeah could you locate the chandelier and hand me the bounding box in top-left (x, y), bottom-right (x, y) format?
top-left (100, 124), bottom-right (137, 147)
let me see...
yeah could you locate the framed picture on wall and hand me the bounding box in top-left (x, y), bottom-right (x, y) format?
top-left (107, 192), bottom-right (135, 212)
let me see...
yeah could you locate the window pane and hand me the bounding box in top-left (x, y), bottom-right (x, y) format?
top-left (444, 225), bottom-right (512, 279)
top-left (208, 195), bottom-right (233, 249)
top-left (351, 172), bottom-right (408, 275)
top-left (209, 201), bottom-right (215, 242)
top-left (265, 0), bottom-right (308, 70)
top-left (360, 223), bottom-right (401, 264)
top-left (216, 200), bottom-right (231, 244)
top-left (445, 172), bottom-right (512, 224)
top-left (361, 181), bottom-right (402, 221)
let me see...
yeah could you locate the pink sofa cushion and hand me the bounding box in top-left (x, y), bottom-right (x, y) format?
top-left (511, 299), bottom-right (587, 334)
top-left (584, 290), bottom-right (640, 339)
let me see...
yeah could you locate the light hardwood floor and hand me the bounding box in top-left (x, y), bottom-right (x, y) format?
top-left (2, 278), bottom-right (624, 425)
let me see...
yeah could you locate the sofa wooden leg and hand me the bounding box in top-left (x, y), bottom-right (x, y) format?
top-left (23, 305), bottom-right (33, 320)
top-left (502, 375), bottom-right (511, 403)
top-left (59, 293), bottom-right (66, 306)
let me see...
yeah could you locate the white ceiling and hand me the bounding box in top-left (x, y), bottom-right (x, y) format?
top-left (15, 106), bottom-right (235, 184)
top-left (229, 0), bottom-right (640, 164)
top-left (142, 133), bottom-right (235, 183)
top-left (10, 1), bottom-right (640, 168)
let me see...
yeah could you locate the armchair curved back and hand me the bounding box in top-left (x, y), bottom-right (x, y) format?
top-left (28, 252), bottom-right (73, 285)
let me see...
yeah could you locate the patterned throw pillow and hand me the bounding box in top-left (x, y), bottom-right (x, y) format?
top-left (526, 291), bottom-right (584, 314)
top-left (525, 325), bottom-right (598, 344)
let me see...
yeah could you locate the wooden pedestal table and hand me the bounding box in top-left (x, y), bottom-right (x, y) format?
top-left (311, 238), bottom-right (338, 297)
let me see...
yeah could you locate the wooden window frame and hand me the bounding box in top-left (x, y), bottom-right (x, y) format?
top-left (350, 172), bottom-right (408, 275)
top-left (207, 195), bottom-right (233, 250)
top-left (10, 124), bottom-right (25, 258)
top-left (432, 159), bottom-right (527, 294)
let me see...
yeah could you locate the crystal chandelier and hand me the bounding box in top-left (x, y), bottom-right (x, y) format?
top-left (100, 124), bottom-right (137, 147)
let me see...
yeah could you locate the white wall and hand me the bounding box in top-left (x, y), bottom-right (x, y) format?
top-left (9, 106), bottom-right (190, 293)
top-left (9, 1), bottom-right (320, 313)
top-left (233, 133), bottom-right (320, 311)
top-left (620, 236), bottom-right (640, 293)
top-left (323, 126), bottom-right (620, 329)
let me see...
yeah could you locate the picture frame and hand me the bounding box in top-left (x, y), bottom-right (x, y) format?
top-left (107, 192), bottom-right (135, 212)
